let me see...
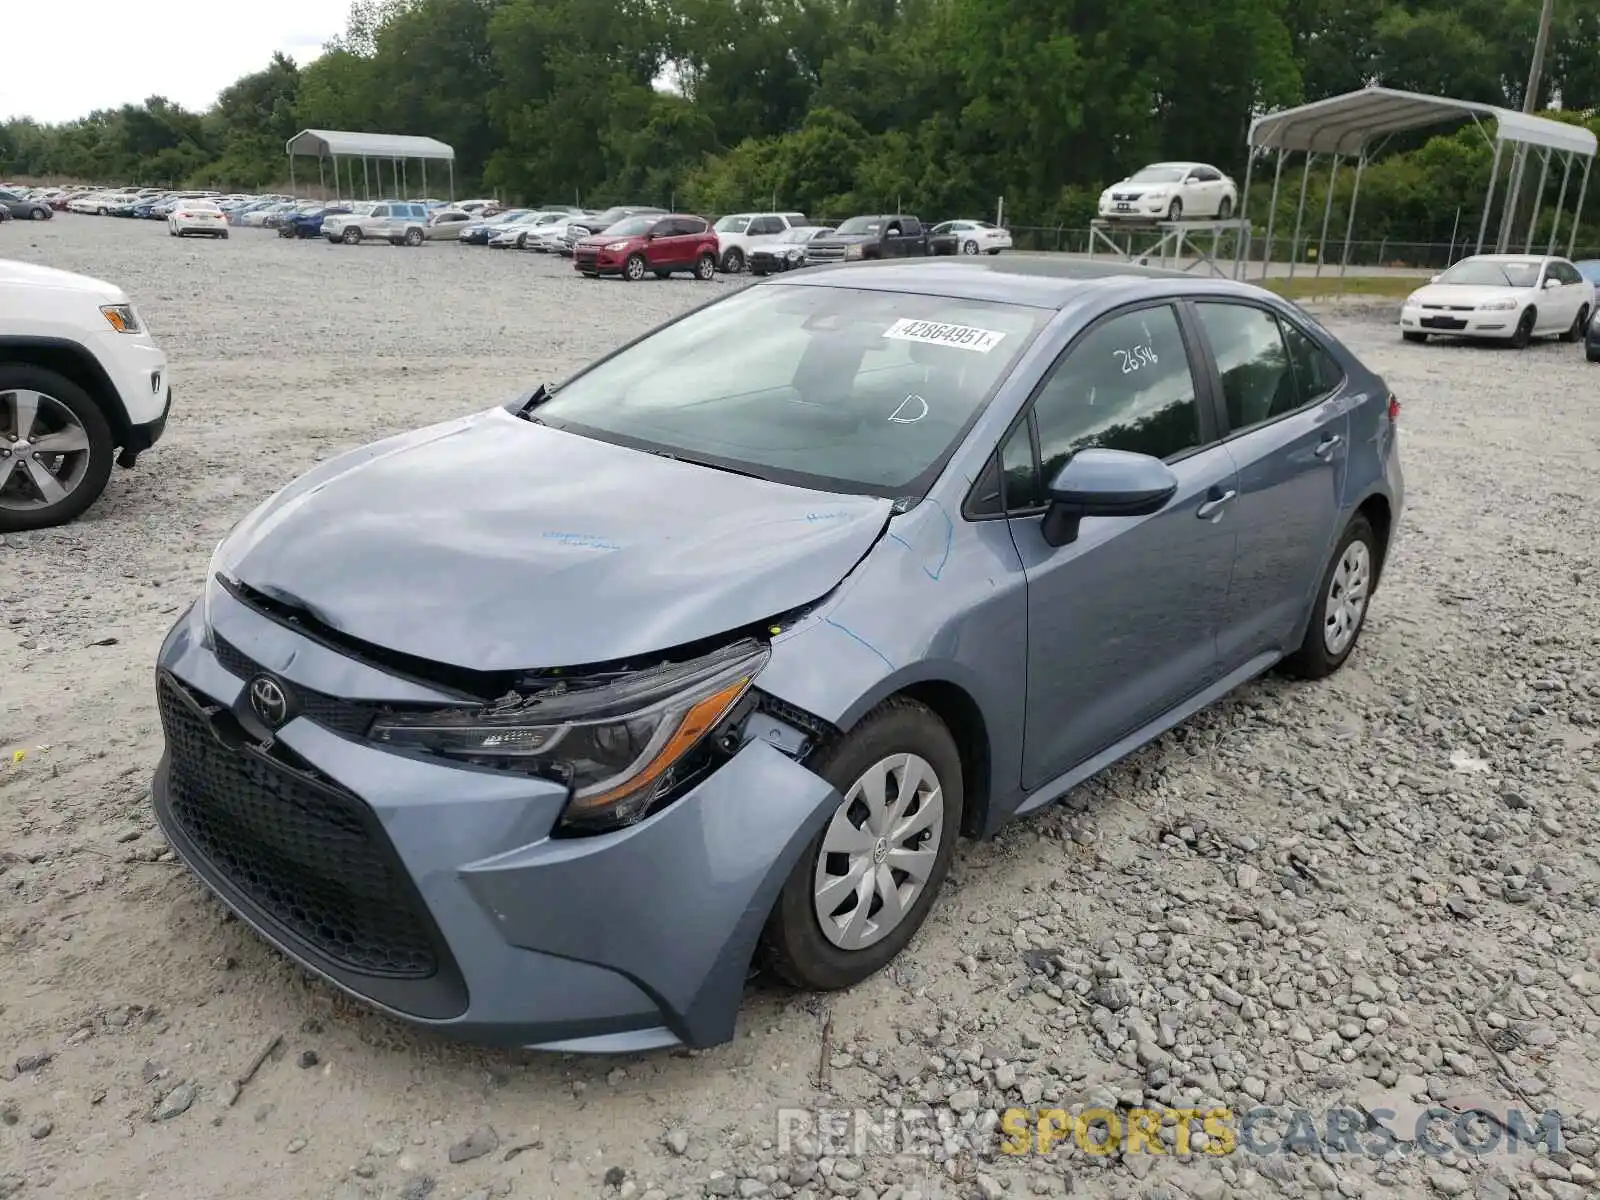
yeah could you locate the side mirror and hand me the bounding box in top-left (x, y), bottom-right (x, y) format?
top-left (1040, 448), bottom-right (1179, 547)
top-left (1543, 277), bottom-right (1561, 289)
top-left (1429, 274), bottom-right (1441, 283)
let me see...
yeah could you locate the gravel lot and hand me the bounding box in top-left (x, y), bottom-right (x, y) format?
top-left (2, 216), bottom-right (1598, 1200)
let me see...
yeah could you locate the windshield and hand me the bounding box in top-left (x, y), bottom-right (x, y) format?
top-left (1437, 259), bottom-right (1541, 288)
top-left (533, 284), bottom-right (1049, 496)
top-left (776, 227), bottom-right (814, 243)
top-left (602, 216), bottom-right (656, 237)
top-left (1129, 166), bottom-right (1185, 183)
top-left (834, 216), bottom-right (882, 235)
top-left (715, 215), bottom-right (752, 233)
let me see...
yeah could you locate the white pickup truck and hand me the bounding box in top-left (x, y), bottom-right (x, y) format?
top-left (0, 259), bottom-right (171, 530)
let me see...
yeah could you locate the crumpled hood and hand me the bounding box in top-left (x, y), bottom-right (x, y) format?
top-left (217, 408), bottom-right (894, 673)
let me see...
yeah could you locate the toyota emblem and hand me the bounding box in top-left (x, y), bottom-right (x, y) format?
top-left (248, 675), bottom-right (291, 728)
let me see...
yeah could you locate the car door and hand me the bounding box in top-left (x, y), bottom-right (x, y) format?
top-left (1189, 300), bottom-right (1352, 669)
top-left (1548, 260), bottom-right (1589, 328)
top-left (363, 203), bottom-right (389, 235)
top-left (1000, 302), bottom-right (1238, 789)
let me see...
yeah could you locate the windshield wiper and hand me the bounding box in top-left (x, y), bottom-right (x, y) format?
top-left (643, 448), bottom-right (767, 482)
top-left (514, 382), bottom-right (556, 420)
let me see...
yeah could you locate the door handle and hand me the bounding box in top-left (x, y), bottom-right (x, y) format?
top-left (1314, 434), bottom-right (1343, 459)
top-left (1196, 490), bottom-right (1237, 520)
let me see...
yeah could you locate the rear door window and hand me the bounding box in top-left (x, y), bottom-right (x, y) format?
top-left (1193, 303), bottom-right (1297, 430)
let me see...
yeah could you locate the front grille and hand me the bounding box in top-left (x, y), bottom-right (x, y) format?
top-left (212, 635), bottom-right (379, 738)
top-left (575, 247), bottom-right (598, 266)
top-left (1113, 192), bottom-right (1138, 201)
top-left (157, 673), bottom-right (440, 979)
top-left (808, 245), bottom-right (845, 261)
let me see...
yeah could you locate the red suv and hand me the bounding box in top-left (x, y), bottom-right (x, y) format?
top-left (574, 213), bottom-right (719, 282)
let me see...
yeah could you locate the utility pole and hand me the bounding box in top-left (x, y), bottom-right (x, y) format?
top-left (1498, 0), bottom-right (1556, 249)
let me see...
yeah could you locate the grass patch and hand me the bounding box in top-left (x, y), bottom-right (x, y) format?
top-left (1261, 274), bottom-right (1422, 302)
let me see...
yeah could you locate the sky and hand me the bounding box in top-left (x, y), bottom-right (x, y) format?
top-left (1, 1), bottom-right (348, 125)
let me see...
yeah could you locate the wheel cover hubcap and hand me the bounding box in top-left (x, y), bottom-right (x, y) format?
top-left (0, 389), bottom-right (91, 511)
top-left (813, 752), bottom-right (944, 951)
top-left (1323, 540), bottom-right (1371, 656)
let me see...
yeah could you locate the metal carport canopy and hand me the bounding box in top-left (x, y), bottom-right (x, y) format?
top-left (1236, 86), bottom-right (1596, 280)
top-left (285, 129), bottom-right (456, 161)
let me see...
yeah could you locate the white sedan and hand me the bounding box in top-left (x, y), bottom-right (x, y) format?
top-left (1399, 254), bottom-right (1595, 349)
top-left (169, 200), bottom-right (229, 239)
top-left (1097, 162), bottom-right (1238, 223)
top-left (932, 219), bottom-right (1013, 255)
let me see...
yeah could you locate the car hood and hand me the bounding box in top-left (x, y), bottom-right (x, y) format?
top-left (809, 233), bottom-right (877, 245)
top-left (0, 258), bottom-right (125, 303)
top-left (1405, 283), bottom-right (1530, 307)
top-left (217, 408), bottom-right (894, 672)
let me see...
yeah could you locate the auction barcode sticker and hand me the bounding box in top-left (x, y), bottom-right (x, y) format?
top-left (883, 318), bottom-right (1007, 353)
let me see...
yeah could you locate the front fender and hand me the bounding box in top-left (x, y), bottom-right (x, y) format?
top-left (758, 498), bottom-right (1029, 833)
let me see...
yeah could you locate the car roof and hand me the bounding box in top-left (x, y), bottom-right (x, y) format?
top-left (773, 256), bottom-right (1277, 311)
top-left (1462, 253), bottom-right (1558, 263)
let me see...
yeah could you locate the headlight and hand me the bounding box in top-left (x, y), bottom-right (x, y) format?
top-left (1477, 299), bottom-right (1519, 311)
top-left (100, 304), bottom-right (141, 334)
top-left (1144, 189), bottom-right (1168, 200)
top-left (603, 240), bottom-right (629, 251)
top-left (787, 249), bottom-right (802, 259)
top-left (370, 638), bottom-right (769, 833)
top-left (845, 243), bottom-right (864, 259)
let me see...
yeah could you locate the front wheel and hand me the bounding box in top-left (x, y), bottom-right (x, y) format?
top-left (622, 254), bottom-right (647, 282)
top-left (1167, 198), bottom-right (1184, 222)
top-left (0, 366), bottom-right (115, 533)
top-left (695, 253), bottom-right (717, 281)
top-left (760, 698), bottom-right (963, 990)
top-left (1217, 196), bottom-right (1234, 221)
top-left (1562, 304), bottom-right (1590, 344)
top-left (962, 239), bottom-right (979, 255)
top-left (30, 207), bottom-right (50, 221)
top-left (342, 226), bottom-right (361, 245)
top-left (1510, 308), bottom-right (1536, 349)
top-left (720, 247), bottom-right (744, 274)
top-left (1281, 514), bottom-right (1378, 680)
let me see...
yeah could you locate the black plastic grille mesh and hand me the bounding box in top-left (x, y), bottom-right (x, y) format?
top-left (157, 675), bottom-right (437, 978)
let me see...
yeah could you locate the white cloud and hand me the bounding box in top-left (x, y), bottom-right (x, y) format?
top-left (1, 0), bottom-right (349, 125)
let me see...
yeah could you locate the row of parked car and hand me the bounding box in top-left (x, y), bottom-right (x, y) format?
top-left (26, 181), bottom-right (1018, 276)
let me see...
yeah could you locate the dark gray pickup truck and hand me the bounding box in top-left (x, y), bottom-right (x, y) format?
top-left (804, 214), bottom-right (957, 264)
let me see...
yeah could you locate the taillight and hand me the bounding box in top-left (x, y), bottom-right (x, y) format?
top-left (1387, 394), bottom-right (1400, 422)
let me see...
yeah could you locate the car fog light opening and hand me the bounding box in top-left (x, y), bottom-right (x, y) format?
top-left (368, 639), bottom-right (770, 833)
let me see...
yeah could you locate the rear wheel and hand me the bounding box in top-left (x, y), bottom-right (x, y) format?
top-left (1510, 307), bottom-right (1536, 349)
top-left (695, 252), bottom-right (717, 281)
top-left (0, 366), bottom-right (115, 533)
top-left (720, 246), bottom-right (744, 273)
top-left (1281, 514), bottom-right (1378, 680)
top-left (760, 698), bottom-right (963, 990)
top-left (1402, 331), bottom-right (1427, 343)
top-left (623, 253), bottom-right (647, 282)
top-left (1562, 304), bottom-right (1590, 343)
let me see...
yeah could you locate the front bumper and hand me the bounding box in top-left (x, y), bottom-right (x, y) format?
top-left (118, 386), bottom-right (170, 467)
top-left (1098, 198), bottom-right (1170, 219)
top-left (1399, 304), bottom-right (1519, 337)
top-left (574, 249), bottom-right (625, 274)
top-left (150, 592), bottom-right (841, 1051)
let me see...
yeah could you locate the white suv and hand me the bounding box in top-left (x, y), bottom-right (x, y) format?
top-left (323, 202), bottom-right (431, 246)
top-left (0, 259), bottom-right (171, 531)
top-left (710, 211), bottom-right (809, 273)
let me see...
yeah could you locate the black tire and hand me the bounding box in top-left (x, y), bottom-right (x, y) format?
top-left (962, 239), bottom-right (979, 255)
top-left (695, 253), bottom-right (717, 281)
top-left (720, 246), bottom-right (744, 274)
top-left (219, 231), bottom-right (228, 239)
top-left (403, 228), bottom-right (423, 247)
top-left (1402, 331), bottom-right (1427, 343)
top-left (1167, 198), bottom-right (1183, 222)
top-left (1561, 304), bottom-right (1590, 344)
top-left (0, 365), bottom-right (115, 533)
top-left (342, 226), bottom-right (361, 245)
top-left (1280, 514), bottom-right (1379, 681)
top-left (1510, 308), bottom-right (1536, 348)
top-left (1587, 344), bottom-right (1600, 363)
top-left (30, 207), bottom-right (50, 221)
top-left (515, 233), bottom-right (527, 249)
top-left (985, 247), bottom-right (1002, 255)
top-left (622, 253), bottom-right (646, 282)
top-left (760, 697), bottom-right (963, 991)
